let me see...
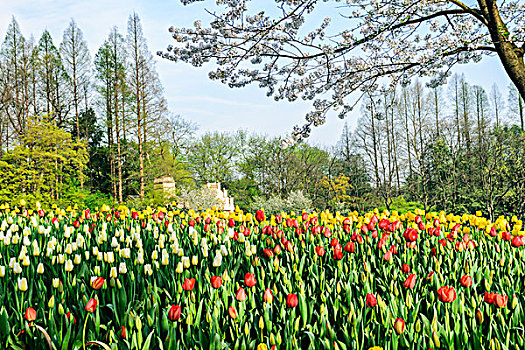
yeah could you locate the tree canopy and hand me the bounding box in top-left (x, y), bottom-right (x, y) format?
top-left (161, 0), bottom-right (525, 142)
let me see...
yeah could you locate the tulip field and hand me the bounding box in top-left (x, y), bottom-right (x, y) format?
top-left (1, 203), bottom-right (525, 350)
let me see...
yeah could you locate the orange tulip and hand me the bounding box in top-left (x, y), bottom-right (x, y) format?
top-left (437, 286), bottom-right (456, 303)
top-left (236, 287), bottom-right (247, 301)
top-left (394, 318), bottom-right (405, 334)
top-left (85, 298), bottom-right (97, 313)
top-left (24, 307), bottom-right (37, 322)
top-left (403, 274), bottom-right (416, 290)
top-left (264, 288), bottom-right (273, 303)
top-left (228, 306), bottom-right (238, 319)
top-left (211, 276), bottom-right (223, 289)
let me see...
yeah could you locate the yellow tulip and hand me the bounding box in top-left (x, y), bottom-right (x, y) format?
top-left (18, 277), bottom-right (28, 292)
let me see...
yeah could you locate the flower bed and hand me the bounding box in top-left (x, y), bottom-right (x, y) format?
top-left (0, 203), bottom-right (524, 349)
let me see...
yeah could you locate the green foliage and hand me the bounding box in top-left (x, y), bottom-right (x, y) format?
top-left (379, 196), bottom-right (424, 214)
top-left (0, 114), bottom-right (88, 207)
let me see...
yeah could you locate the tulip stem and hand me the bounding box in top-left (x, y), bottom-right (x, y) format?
top-left (20, 293), bottom-right (24, 317)
top-left (82, 313), bottom-right (90, 350)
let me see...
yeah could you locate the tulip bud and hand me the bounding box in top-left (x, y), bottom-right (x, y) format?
top-left (48, 296), bottom-right (55, 309)
top-left (432, 330), bottom-right (440, 348)
top-left (270, 333), bottom-right (276, 346)
top-left (475, 309), bottom-right (483, 324)
top-left (244, 322), bottom-right (250, 337)
top-left (394, 318), bottom-right (405, 335)
top-left (58, 304), bottom-right (65, 315)
top-left (147, 315), bottom-right (154, 327)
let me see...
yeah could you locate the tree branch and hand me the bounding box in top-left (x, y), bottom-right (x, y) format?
top-left (448, 0), bottom-right (488, 26)
top-left (443, 45), bottom-right (497, 56)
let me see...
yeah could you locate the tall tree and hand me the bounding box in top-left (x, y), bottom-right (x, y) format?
top-left (490, 83), bottom-right (504, 128)
top-left (127, 13), bottom-right (148, 199)
top-left (94, 41), bottom-right (116, 198)
top-left (0, 17), bottom-right (31, 144)
top-left (127, 12), bottom-right (167, 199)
top-left (34, 30), bottom-right (70, 127)
top-left (507, 82), bottom-right (524, 130)
top-left (107, 27), bottom-right (127, 202)
top-left (60, 19), bottom-right (91, 140)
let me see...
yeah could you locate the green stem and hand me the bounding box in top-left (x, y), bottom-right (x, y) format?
top-left (82, 313), bottom-right (90, 350)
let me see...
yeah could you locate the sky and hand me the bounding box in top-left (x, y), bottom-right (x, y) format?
top-left (0, 0), bottom-right (513, 146)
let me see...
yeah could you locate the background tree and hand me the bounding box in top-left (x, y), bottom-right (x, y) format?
top-left (34, 30), bottom-right (70, 127)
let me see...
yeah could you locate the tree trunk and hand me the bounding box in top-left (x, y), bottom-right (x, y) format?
top-left (479, 0), bottom-right (525, 102)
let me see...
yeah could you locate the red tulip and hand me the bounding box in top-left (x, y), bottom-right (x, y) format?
top-left (120, 326), bottom-right (127, 339)
top-left (460, 275), bottom-right (473, 288)
top-left (378, 219), bottom-right (390, 230)
top-left (366, 293), bottom-right (377, 308)
top-left (245, 273), bottom-right (256, 288)
top-left (91, 277), bottom-right (105, 290)
top-left (511, 235), bottom-right (523, 248)
top-left (394, 318), bottom-right (405, 334)
top-left (264, 288), bottom-right (273, 303)
top-left (403, 274), bottom-right (416, 290)
top-left (182, 278), bottom-right (196, 291)
top-left (24, 307), bottom-right (37, 322)
top-left (315, 246), bottom-right (326, 257)
top-left (403, 228), bottom-right (418, 242)
top-left (85, 298), bottom-right (98, 313)
top-left (377, 238), bottom-right (386, 250)
top-left (228, 218), bottom-right (235, 227)
top-left (286, 293), bottom-right (299, 308)
top-left (389, 245), bottom-right (398, 255)
top-left (344, 241), bottom-right (355, 253)
top-left (168, 305), bottom-right (181, 321)
top-left (228, 306), bottom-right (238, 319)
top-left (236, 287), bottom-right (247, 301)
top-left (401, 264), bottom-right (410, 274)
top-left (263, 249), bottom-right (274, 258)
top-left (330, 238), bottom-right (339, 247)
top-left (437, 286), bottom-right (456, 303)
top-left (211, 276), bottom-right (223, 289)
top-left (256, 209), bottom-right (265, 222)
top-left (333, 244), bottom-right (343, 260)
top-left (484, 292), bottom-right (495, 304)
